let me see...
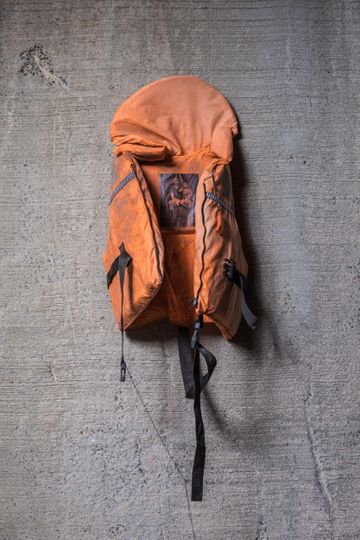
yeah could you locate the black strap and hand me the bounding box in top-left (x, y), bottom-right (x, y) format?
top-left (107, 256), bottom-right (120, 289)
top-left (177, 322), bottom-right (217, 501)
top-left (192, 343), bottom-right (205, 501)
top-left (238, 273), bottom-right (257, 330)
top-left (177, 326), bottom-right (217, 399)
top-left (118, 243), bottom-right (131, 381)
top-left (223, 258), bottom-right (257, 330)
top-left (107, 244), bottom-right (132, 381)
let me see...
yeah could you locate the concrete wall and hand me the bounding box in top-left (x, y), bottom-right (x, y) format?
top-left (1, 1), bottom-right (359, 538)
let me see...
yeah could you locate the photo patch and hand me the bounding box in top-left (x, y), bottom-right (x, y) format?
top-left (160, 173), bottom-right (199, 227)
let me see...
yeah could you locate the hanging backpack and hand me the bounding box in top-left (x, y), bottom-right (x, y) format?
top-left (103, 75), bottom-right (257, 501)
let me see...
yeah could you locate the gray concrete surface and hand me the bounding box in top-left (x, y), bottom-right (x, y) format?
top-left (1, 1), bottom-right (359, 539)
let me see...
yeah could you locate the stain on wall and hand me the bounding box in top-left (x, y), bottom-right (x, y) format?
top-left (20, 44), bottom-right (68, 88)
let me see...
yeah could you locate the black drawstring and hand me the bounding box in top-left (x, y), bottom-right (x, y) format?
top-left (106, 243), bottom-right (132, 381)
top-left (118, 243), bottom-right (132, 381)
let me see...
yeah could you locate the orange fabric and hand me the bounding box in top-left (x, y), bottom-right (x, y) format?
top-left (103, 75), bottom-right (248, 339)
top-left (110, 75), bottom-right (238, 161)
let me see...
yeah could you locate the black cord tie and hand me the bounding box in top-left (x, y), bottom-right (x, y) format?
top-left (107, 243), bottom-right (132, 381)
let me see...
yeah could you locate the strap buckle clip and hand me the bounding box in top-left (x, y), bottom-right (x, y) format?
top-left (120, 357), bottom-right (126, 382)
top-left (191, 315), bottom-right (203, 349)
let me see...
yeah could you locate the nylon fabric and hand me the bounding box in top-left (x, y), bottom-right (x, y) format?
top-left (177, 326), bottom-right (217, 501)
top-left (191, 344), bottom-right (205, 501)
top-left (103, 75), bottom-right (253, 339)
top-left (177, 326), bottom-right (217, 399)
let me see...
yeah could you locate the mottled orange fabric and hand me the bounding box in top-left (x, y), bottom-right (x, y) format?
top-left (103, 75), bottom-right (248, 339)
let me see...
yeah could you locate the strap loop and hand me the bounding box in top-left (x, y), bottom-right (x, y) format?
top-left (177, 326), bottom-right (217, 400)
top-left (177, 322), bottom-right (217, 501)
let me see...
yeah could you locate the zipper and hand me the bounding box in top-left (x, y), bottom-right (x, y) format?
top-left (205, 191), bottom-right (235, 217)
top-left (110, 163), bottom-right (163, 282)
top-left (109, 171), bottom-right (136, 204)
top-left (194, 183), bottom-right (207, 307)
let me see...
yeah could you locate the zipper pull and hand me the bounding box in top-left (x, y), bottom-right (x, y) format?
top-left (120, 356), bottom-right (127, 382)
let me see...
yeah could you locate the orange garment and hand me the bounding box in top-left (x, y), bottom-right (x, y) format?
top-left (103, 75), bottom-right (249, 339)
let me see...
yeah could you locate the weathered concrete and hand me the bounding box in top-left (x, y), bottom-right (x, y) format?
top-left (0, 1), bottom-right (359, 539)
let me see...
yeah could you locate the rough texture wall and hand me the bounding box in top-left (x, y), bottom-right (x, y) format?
top-left (0, 1), bottom-right (359, 539)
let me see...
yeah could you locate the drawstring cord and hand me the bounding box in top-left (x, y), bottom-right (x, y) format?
top-left (118, 243), bottom-right (132, 382)
top-left (106, 243), bottom-right (132, 382)
top-left (120, 285), bottom-right (126, 381)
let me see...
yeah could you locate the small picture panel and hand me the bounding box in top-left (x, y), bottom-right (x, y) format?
top-left (160, 173), bottom-right (199, 227)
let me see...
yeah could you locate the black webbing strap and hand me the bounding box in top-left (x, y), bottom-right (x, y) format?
top-left (177, 321), bottom-right (217, 501)
top-left (107, 243), bottom-right (132, 381)
top-left (223, 258), bottom-right (257, 330)
top-left (107, 257), bottom-right (119, 289)
top-left (192, 344), bottom-right (204, 501)
top-left (238, 273), bottom-right (257, 330)
top-left (177, 326), bottom-right (217, 399)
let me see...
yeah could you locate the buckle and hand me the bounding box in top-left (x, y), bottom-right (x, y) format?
top-left (191, 315), bottom-right (203, 349)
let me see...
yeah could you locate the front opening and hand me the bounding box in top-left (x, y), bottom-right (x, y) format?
top-left (131, 153), bottom-right (212, 328)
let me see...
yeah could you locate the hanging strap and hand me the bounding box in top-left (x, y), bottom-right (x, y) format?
top-left (107, 243), bottom-right (132, 381)
top-left (192, 343), bottom-right (205, 501)
top-left (177, 318), bottom-right (217, 501)
top-left (177, 326), bottom-right (217, 399)
top-left (239, 274), bottom-right (257, 330)
top-left (223, 258), bottom-right (257, 330)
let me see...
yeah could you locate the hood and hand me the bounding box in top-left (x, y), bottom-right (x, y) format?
top-left (110, 75), bottom-right (238, 162)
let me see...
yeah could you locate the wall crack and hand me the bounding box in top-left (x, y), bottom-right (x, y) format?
top-left (304, 379), bottom-right (334, 536)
